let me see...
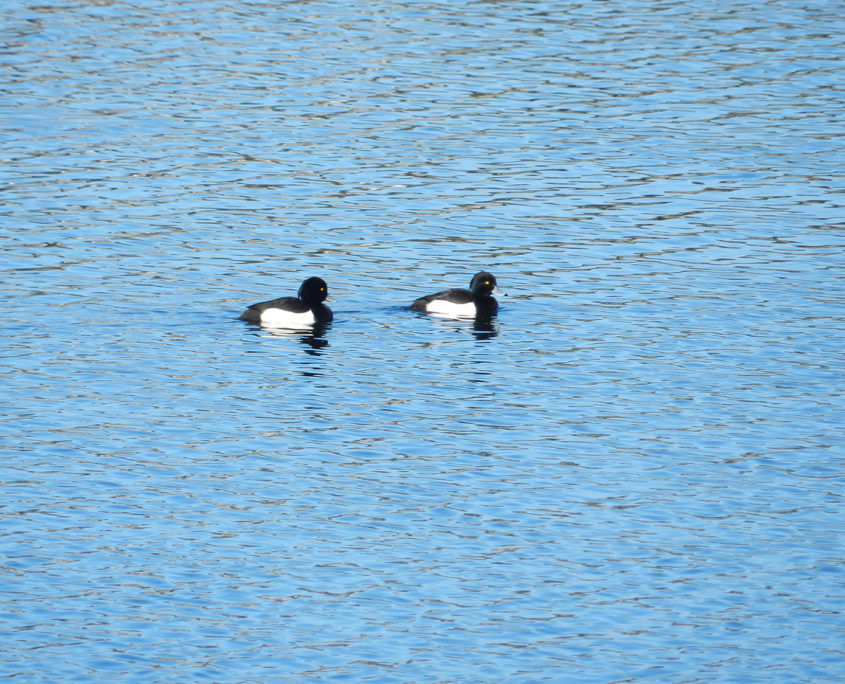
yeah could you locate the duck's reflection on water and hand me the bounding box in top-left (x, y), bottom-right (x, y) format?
top-left (423, 312), bottom-right (499, 341)
top-left (260, 322), bottom-right (331, 354)
top-left (471, 315), bottom-right (498, 341)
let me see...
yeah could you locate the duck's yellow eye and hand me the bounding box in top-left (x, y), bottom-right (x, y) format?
top-left (484, 281), bottom-right (490, 285)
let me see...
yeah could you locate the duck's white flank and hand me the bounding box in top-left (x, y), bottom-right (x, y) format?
top-left (424, 299), bottom-right (477, 318)
top-left (259, 307), bottom-right (316, 328)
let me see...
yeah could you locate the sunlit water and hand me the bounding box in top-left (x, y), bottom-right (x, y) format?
top-left (2, 0), bottom-right (844, 681)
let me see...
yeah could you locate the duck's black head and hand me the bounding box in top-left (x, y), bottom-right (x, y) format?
top-left (298, 277), bottom-right (329, 306)
top-left (469, 271), bottom-right (498, 297)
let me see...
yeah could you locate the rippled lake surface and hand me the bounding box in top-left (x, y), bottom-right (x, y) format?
top-left (2, 0), bottom-right (844, 681)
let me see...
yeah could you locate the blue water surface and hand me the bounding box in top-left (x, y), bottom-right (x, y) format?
top-left (1, 0), bottom-right (844, 681)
